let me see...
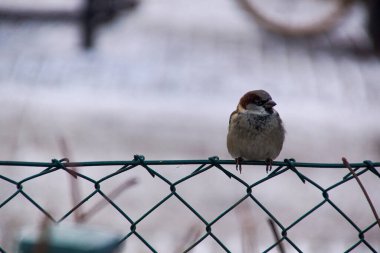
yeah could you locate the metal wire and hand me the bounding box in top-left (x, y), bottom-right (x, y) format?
top-left (1, 156), bottom-right (379, 253)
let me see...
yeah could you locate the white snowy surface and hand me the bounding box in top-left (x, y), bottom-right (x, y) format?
top-left (0, 0), bottom-right (380, 252)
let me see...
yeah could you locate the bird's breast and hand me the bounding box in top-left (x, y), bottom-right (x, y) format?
top-left (227, 112), bottom-right (284, 160)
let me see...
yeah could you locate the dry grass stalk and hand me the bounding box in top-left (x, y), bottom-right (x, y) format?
top-left (235, 201), bottom-right (258, 253)
top-left (173, 224), bottom-right (202, 253)
top-left (267, 219), bottom-right (285, 253)
top-left (33, 216), bottom-right (51, 253)
top-left (59, 137), bottom-right (82, 222)
top-left (342, 157), bottom-right (380, 230)
top-left (59, 136), bottom-right (138, 223)
top-left (78, 178), bottom-right (138, 222)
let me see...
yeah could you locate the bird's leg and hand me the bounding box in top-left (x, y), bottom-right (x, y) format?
top-left (265, 158), bottom-right (273, 173)
top-left (235, 157), bottom-right (243, 173)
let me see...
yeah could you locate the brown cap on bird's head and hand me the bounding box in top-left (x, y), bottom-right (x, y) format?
top-left (239, 90), bottom-right (276, 109)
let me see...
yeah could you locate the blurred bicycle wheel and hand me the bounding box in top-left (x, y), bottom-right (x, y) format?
top-left (236, 0), bottom-right (353, 36)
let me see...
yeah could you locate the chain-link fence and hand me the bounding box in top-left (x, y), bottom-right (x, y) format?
top-left (0, 156), bottom-right (379, 252)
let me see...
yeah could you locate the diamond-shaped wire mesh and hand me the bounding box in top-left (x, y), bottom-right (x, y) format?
top-left (0, 156), bottom-right (379, 253)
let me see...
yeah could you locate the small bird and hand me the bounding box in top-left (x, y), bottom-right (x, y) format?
top-left (227, 90), bottom-right (285, 173)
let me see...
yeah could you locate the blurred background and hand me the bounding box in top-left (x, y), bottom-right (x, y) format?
top-left (0, 0), bottom-right (379, 252)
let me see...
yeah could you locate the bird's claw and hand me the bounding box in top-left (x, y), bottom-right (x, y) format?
top-left (235, 157), bottom-right (243, 174)
top-left (265, 158), bottom-right (273, 173)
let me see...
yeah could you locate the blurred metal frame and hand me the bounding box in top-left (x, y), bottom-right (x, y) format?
top-left (0, 0), bottom-right (139, 49)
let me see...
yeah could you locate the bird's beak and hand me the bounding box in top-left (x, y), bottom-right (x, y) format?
top-left (263, 100), bottom-right (276, 109)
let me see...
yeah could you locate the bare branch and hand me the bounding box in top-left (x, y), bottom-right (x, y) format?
top-left (267, 219), bottom-right (286, 253)
top-left (78, 178), bottom-right (138, 222)
top-left (342, 157), bottom-right (380, 231)
top-left (59, 137), bottom-right (82, 222)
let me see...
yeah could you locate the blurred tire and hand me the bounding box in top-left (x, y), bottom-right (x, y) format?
top-left (236, 0), bottom-right (353, 36)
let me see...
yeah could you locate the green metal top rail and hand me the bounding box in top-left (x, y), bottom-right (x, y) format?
top-left (0, 156), bottom-right (379, 168)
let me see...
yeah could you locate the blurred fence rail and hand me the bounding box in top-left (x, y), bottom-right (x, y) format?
top-left (0, 0), bottom-right (138, 48)
top-left (0, 156), bottom-right (379, 253)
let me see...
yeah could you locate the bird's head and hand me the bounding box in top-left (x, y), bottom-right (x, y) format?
top-left (238, 90), bottom-right (277, 114)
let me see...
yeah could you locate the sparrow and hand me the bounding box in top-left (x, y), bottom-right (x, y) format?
top-left (227, 90), bottom-right (285, 173)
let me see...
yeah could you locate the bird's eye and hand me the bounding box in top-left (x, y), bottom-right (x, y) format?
top-left (255, 100), bottom-right (265, 106)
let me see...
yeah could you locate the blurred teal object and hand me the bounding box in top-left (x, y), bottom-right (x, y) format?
top-left (18, 224), bottom-right (123, 253)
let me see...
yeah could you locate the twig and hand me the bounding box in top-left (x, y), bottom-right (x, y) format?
top-left (173, 224), bottom-right (202, 253)
top-left (33, 216), bottom-right (51, 253)
top-left (59, 137), bottom-right (82, 222)
top-left (267, 219), bottom-right (285, 253)
top-left (235, 201), bottom-right (257, 253)
top-left (59, 136), bottom-right (138, 223)
top-left (342, 157), bottom-right (380, 231)
top-left (78, 178), bottom-right (138, 222)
